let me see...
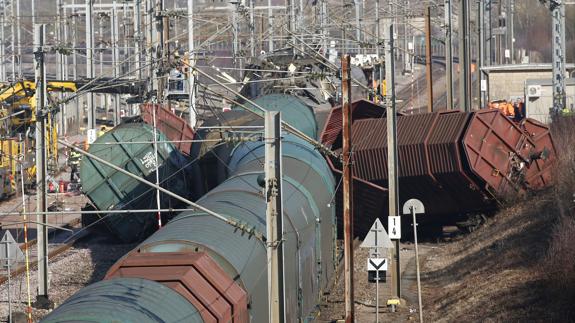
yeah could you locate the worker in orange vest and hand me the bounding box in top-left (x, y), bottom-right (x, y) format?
top-left (497, 100), bottom-right (507, 116)
top-left (505, 100), bottom-right (515, 118)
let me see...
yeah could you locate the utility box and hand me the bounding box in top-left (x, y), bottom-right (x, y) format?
top-left (524, 78), bottom-right (575, 123)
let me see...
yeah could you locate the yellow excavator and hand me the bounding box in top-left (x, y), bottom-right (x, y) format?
top-left (0, 78), bottom-right (144, 197)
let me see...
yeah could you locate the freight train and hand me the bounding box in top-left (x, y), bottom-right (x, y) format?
top-left (320, 101), bottom-right (557, 234)
top-left (44, 59), bottom-right (556, 321)
top-left (43, 93), bottom-right (337, 322)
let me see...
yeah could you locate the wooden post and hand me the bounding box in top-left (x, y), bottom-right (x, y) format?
top-left (341, 54), bottom-right (355, 323)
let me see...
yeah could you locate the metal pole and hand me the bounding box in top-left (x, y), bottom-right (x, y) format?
top-left (123, 1), bottom-right (129, 75)
top-left (445, 0), bottom-right (453, 109)
top-left (98, 5), bottom-right (106, 115)
top-left (161, 13), bottom-right (169, 101)
top-left (425, 6), bottom-right (433, 113)
top-left (376, 264), bottom-right (379, 323)
top-left (386, 23), bottom-right (401, 299)
top-left (112, 1), bottom-right (121, 126)
top-left (289, 0), bottom-right (296, 54)
top-left (153, 0), bottom-right (163, 99)
top-left (232, 3), bottom-right (239, 64)
top-left (403, 1), bottom-right (409, 74)
top-left (249, 0), bottom-right (255, 57)
top-left (0, 1), bottom-right (5, 82)
top-left (458, 0), bottom-right (471, 112)
top-left (375, 0), bottom-right (381, 62)
top-left (504, 0), bottom-right (510, 63)
top-left (57, 0), bottom-right (66, 134)
top-left (151, 104), bottom-right (162, 228)
top-left (33, 23), bottom-right (52, 309)
top-left (86, 0), bottom-right (96, 130)
top-left (265, 111), bottom-right (286, 323)
top-left (509, 0), bottom-right (514, 63)
top-left (134, 0), bottom-right (142, 80)
top-left (375, 0), bottom-right (381, 98)
top-left (63, 5), bottom-right (69, 81)
top-left (355, 0), bottom-right (362, 54)
top-left (267, 0), bottom-right (273, 52)
top-left (478, 0), bottom-right (486, 109)
top-left (341, 54), bottom-right (355, 323)
top-left (10, 0), bottom-right (15, 81)
top-left (486, 0), bottom-right (492, 66)
top-left (16, 0), bottom-right (21, 78)
top-left (5, 240), bottom-right (12, 323)
top-left (19, 149), bottom-right (32, 321)
top-left (187, 0), bottom-right (197, 127)
top-left (497, 0), bottom-right (502, 64)
top-left (145, 0), bottom-right (154, 93)
top-left (72, 1), bottom-right (80, 131)
top-left (412, 206), bottom-right (423, 323)
top-left (485, 0), bottom-right (492, 103)
top-left (321, 0), bottom-right (328, 52)
top-left (551, 1), bottom-right (566, 114)
top-left (465, 0), bottom-right (472, 109)
top-left (31, 0), bottom-right (34, 26)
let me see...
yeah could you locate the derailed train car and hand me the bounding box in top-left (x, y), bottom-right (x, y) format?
top-left (45, 58), bottom-right (556, 321)
top-left (43, 97), bottom-right (337, 322)
top-left (321, 102), bottom-right (557, 235)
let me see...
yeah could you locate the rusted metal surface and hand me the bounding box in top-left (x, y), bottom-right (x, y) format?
top-left (351, 111), bottom-right (489, 218)
top-left (462, 109), bottom-right (549, 196)
top-left (141, 103), bottom-right (195, 156)
top-left (329, 170), bottom-right (389, 236)
top-left (321, 108), bottom-right (557, 235)
top-left (320, 99), bottom-right (387, 149)
top-left (106, 251), bottom-right (249, 323)
top-left (521, 118), bottom-right (557, 189)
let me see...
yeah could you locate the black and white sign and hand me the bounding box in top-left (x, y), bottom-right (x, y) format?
top-left (367, 258), bottom-right (387, 283)
top-left (388, 216), bottom-right (401, 240)
top-left (367, 258), bottom-right (388, 271)
top-left (87, 129), bottom-right (97, 144)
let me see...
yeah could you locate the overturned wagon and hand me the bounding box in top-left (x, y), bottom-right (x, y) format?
top-left (80, 123), bottom-right (195, 242)
top-left (322, 103), bottom-right (556, 235)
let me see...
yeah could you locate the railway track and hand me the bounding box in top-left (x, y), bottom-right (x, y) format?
top-left (396, 65), bottom-right (443, 112)
top-left (0, 218), bottom-right (84, 285)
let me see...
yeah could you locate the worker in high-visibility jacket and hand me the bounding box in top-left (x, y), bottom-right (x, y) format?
top-left (97, 126), bottom-right (107, 137)
top-left (504, 101), bottom-right (515, 118)
top-left (69, 144), bottom-right (82, 183)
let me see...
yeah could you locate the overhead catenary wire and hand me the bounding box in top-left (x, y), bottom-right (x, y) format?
top-left (58, 138), bottom-right (266, 242)
top-left (188, 62), bottom-right (338, 159)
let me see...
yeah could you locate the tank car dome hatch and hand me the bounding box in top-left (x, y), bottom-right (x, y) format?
top-left (79, 123), bottom-right (195, 242)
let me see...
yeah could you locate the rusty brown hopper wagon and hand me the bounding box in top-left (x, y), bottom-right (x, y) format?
top-left (321, 101), bottom-right (557, 236)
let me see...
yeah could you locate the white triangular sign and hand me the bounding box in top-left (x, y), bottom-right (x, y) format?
top-left (0, 231), bottom-right (24, 267)
top-left (360, 218), bottom-right (394, 249)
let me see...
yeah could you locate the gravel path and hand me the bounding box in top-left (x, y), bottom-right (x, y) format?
top-left (0, 238), bottom-right (136, 322)
top-left (316, 242), bottom-right (431, 322)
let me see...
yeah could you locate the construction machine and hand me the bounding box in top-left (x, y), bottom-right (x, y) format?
top-left (0, 78), bottom-right (144, 196)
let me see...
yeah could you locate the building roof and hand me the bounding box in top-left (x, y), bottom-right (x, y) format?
top-left (481, 63), bottom-right (575, 73)
top-left (525, 78), bottom-right (575, 86)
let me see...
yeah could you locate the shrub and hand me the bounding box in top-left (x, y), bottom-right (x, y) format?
top-left (543, 116), bottom-right (575, 318)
